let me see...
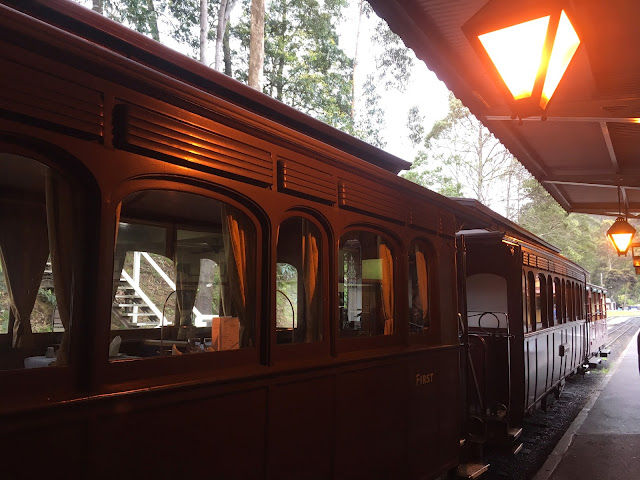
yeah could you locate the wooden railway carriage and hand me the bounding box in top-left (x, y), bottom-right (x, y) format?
top-left (586, 284), bottom-right (607, 357)
top-left (0, 1), bottom-right (491, 479)
top-left (455, 199), bottom-right (591, 450)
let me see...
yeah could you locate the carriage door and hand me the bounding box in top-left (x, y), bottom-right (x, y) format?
top-left (465, 273), bottom-right (511, 441)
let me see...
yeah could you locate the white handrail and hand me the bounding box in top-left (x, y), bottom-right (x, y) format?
top-left (121, 269), bottom-right (169, 325)
top-left (121, 252), bottom-right (209, 326)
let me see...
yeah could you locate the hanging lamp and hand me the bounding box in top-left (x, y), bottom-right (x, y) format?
top-left (607, 187), bottom-right (636, 256)
top-left (462, 0), bottom-right (581, 118)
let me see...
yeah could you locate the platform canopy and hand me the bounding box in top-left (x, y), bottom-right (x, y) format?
top-left (368, 0), bottom-right (640, 218)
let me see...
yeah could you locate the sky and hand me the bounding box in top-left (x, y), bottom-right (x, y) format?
top-left (338, 1), bottom-right (451, 163)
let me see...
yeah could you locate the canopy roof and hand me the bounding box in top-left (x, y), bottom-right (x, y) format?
top-left (368, 0), bottom-right (640, 217)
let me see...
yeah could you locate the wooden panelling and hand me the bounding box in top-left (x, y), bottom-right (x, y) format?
top-left (113, 103), bottom-right (273, 186)
top-left (409, 207), bottom-right (439, 233)
top-left (409, 208), bottom-right (456, 236)
top-left (439, 211), bottom-right (456, 237)
top-left (0, 58), bottom-right (103, 140)
top-left (338, 177), bottom-right (408, 223)
top-left (522, 250), bottom-right (584, 281)
top-left (277, 155), bottom-right (336, 204)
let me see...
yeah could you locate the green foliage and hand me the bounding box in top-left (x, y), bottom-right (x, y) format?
top-left (92, 0), bottom-right (164, 41)
top-left (38, 288), bottom-right (57, 308)
top-left (370, 17), bottom-right (414, 93)
top-left (276, 263), bottom-right (297, 328)
top-left (604, 269), bottom-right (637, 307)
top-left (235, 0), bottom-right (354, 132)
top-left (405, 93), bottom-right (515, 208)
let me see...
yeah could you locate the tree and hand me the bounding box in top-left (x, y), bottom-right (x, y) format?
top-left (404, 93), bottom-right (512, 205)
top-left (248, 0), bottom-right (265, 89)
top-left (604, 269), bottom-right (637, 307)
top-left (215, 0), bottom-right (239, 70)
top-left (235, 0), bottom-right (354, 131)
top-left (200, 0), bottom-right (208, 64)
top-left (87, 0), bottom-right (162, 41)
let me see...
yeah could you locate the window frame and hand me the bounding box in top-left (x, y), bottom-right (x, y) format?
top-left (102, 181), bottom-right (264, 388)
top-left (272, 211), bottom-right (330, 362)
top-left (0, 139), bottom-right (100, 411)
top-left (407, 236), bottom-right (438, 342)
top-left (335, 226), bottom-right (402, 353)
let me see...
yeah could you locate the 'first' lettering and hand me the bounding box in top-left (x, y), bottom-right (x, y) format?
top-left (416, 373), bottom-right (434, 387)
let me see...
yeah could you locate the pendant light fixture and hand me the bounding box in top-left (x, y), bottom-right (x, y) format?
top-left (607, 187), bottom-right (636, 256)
top-left (463, 0), bottom-right (581, 118)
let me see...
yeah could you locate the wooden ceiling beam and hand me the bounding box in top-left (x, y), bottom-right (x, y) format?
top-left (543, 175), bottom-right (640, 188)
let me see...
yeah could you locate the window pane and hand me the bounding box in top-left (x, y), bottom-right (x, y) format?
top-left (409, 239), bottom-right (430, 333)
top-left (522, 271), bottom-right (528, 333)
top-left (0, 154), bottom-right (74, 370)
top-left (276, 217), bottom-right (322, 344)
top-left (538, 274), bottom-right (548, 328)
top-left (339, 231), bottom-right (394, 337)
top-left (110, 190), bottom-right (256, 360)
top-left (534, 274), bottom-right (543, 330)
top-left (527, 271), bottom-right (535, 331)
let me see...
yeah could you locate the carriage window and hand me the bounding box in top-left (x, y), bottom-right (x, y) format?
top-left (0, 154), bottom-right (75, 370)
top-left (110, 190), bottom-right (256, 360)
top-left (553, 278), bottom-right (562, 325)
top-left (275, 217), bottom-right (322, 344)
top-left (522, 271), bottom-right (529, 333)
top-left (535, 274), bottom-right (546, 329)
top-left (339, 231), bottom-right (394, 337)
top-left (408, 239), bottom-right (430, 333)
top-left (527, 271), bottom-right (535, 331)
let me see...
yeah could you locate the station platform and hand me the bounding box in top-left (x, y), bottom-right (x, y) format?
top-left (533, 331), bottom-right (640, 480)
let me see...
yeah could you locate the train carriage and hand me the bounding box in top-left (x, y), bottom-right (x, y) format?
top-left (0, 2), bottom-right (610, 479)
top-left (0, 1), bottom-right (493, 479)
top-left (455, 199), bottom-right (596, 450)
top-left (587, 284), bottom-right (608, 358)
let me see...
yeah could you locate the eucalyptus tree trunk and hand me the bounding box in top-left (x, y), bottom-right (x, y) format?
top-left (248, 0), bottom-right (265, 90)
top-left (351, 0), bottom-right (365, 118)
top-left (92, 0), bottom-right (103, 14)
top-left (200, 0), bottom-right (208, 64)
top-left (223, 22), bottom-right (232, 76)
top-left (145, 0), bottom-right (160, 41)
top-left (215, 0), bottom-right (237, 71)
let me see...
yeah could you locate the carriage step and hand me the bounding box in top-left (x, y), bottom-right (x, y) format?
top-left (589, 357), bottom-right (602, 367)
top-left (512, 442), bottom-right (524, 455)
top-left (600, 348), bottom-right (611, 357)
top-left (508, 427), bottom-right (523, 441)
top-left (456, 462), bottom-right (489, 479)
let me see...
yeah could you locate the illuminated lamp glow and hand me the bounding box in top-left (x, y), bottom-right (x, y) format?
top-left (478, 16), bottom-right (550, 100)
top-left (607, 216), bottom-right (636, 256)
top-left (540, 11), bottom-right (580, 109)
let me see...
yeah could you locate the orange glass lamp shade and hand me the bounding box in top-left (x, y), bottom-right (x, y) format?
top-left (463, 1), bottom-right (581, 116)
top-left (607, 217), bottom-right (636, 256)
top-left (632, 244), bottom-right (640, 273)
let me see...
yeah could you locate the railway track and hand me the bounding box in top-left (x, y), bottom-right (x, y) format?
top-left (606, 316), bottom-right (640, 347)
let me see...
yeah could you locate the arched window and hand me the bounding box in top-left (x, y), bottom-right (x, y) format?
top-left (110, 190), bottom-right (256, 360)
top-left (527, 271), bottom-right (536, 331)
top-left (339, 231), bottom-right (394, 337)
top-left (522, 271), bottom-right (529, 333)
top-left (554, 277), bottom-right (562, 324)
top-left (547, 275), bottom-right (556, 327)
top-left (0, 153), bottom-right (78, 370)
top-left (408, 239), bottom-right (430, 333)
top-left (276, 217), bottom-right (322, 344)
top-left (537, 274), bottom-right (548, 329)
